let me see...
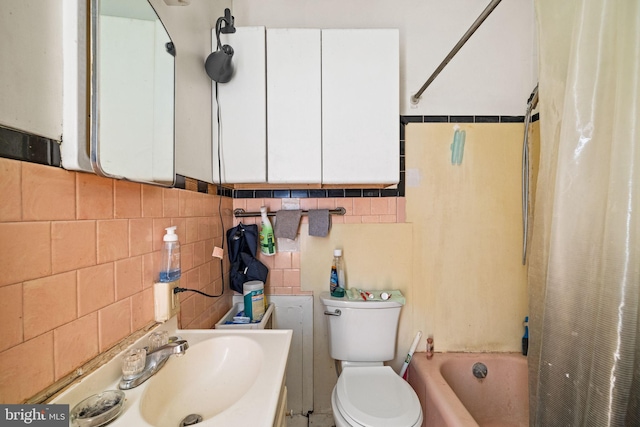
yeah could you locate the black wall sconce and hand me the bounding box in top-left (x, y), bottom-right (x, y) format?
top-left (205, 8), bottom-right (236, 83)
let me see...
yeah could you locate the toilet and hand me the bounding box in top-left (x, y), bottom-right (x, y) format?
top-left (321, 292), bottom-right (423, 427)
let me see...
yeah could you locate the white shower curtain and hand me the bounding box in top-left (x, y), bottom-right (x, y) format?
top-left (529, 0), bottom-right (639, 425)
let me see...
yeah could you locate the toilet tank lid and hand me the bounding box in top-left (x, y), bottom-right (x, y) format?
top-left (320, 291), bottom-right (403, 309)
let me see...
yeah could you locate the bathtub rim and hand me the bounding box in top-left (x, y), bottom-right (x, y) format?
top-left (408, 351), bottom-right (527, 427)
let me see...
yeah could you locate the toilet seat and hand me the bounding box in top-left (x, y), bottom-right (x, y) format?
top-left (334, 366), bottom-right (422, 427)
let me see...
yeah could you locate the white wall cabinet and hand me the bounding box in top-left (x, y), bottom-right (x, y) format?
top-left (267, 28), bottom-right (322, 184)
top-left (321, 29), bottom-right (399, 185)
top-left (212, 26), bottom-right (267, 184)
top-left (213, 27), bottom-right (399, 186)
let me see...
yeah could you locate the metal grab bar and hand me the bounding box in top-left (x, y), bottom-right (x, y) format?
top-left (411, 0), bottom-right (503, 104)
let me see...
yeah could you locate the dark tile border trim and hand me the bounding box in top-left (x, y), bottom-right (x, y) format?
top-left (0, 126), bottom-right (61, 167)
top-left (234, 187), bottom-right (404, 199)
top-left (175, 174), bottom-right (233, 197)
top-left (231, 113), bottom-right (538, 200)
top-left (3, 113), bottom-right (538, 201)
top-left (403, 115), bottom-right (527, 124)
top-left (174, 174), bottom-right (186, 189)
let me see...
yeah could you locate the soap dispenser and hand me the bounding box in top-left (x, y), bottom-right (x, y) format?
top-left (159, 226), bottom-right (181, 282)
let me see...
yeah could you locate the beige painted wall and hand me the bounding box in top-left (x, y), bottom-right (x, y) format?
top-left (406, 123), bottom-right (529, 352)
top-left (296, 132), bottom-right (532, 412)
top-left (300, 223), bottom-right (415, 413)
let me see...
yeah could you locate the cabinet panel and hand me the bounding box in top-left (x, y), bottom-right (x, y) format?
top-left (321, 29), bottom-right (399, 185)
top-left (96, 15), bottom-right (174, 185)
top-left (212, 27), bottom-right (266, 184)
top-left (267, 29), bottom-right (322, 184)
top-left (0, 1), bottom-right (63, 140)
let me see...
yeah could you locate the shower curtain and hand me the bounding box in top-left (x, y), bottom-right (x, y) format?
top-left (528, 0), bottom-right (639, 425)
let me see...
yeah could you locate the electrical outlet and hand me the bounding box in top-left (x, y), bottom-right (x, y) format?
top-left (169, 280), bottom-right (180, 318)
top-left (154, 280), bottom-right (181, 323)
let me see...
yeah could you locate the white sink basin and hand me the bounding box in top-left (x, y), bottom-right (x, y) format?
top-left (140, 336), bottom-right (263, 426)
top-left (51, 317), bottom-right (292, 427)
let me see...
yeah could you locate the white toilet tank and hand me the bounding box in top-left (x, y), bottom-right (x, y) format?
top-left (320, 292), bottom-right (402, 362)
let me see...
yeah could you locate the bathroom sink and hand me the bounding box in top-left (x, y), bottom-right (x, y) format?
top-left (51, 317), bottom-right (292, 427)
top-left (140, 335), bottom-right (264, 427)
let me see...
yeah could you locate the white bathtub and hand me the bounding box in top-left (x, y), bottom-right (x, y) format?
top-left (407, 352), bottom-right (528, 427)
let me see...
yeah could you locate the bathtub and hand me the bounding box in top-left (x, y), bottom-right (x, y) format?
top-left (407, 352), bottom-right (528, 427)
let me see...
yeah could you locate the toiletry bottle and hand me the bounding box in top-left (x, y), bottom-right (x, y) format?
top-left (426, 336), bottom-right (434, 359)
top-left (337, 249), bottom-right (346, 292)
top-left (243, 280), bottom-right (265, 322)
top-left (259, 206), bottom-right (276, 256)
top-left (330, 249), bottom-right (345, 297)
top-left (522, 316), bottom-right (529, 356)
top-left (159, 226), bottom-right (181, 282)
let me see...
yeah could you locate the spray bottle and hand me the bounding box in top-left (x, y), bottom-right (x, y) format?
top-left (259, 206), bottom-right (276, 256)
top-left (330, 249), bottom-right (345, 297)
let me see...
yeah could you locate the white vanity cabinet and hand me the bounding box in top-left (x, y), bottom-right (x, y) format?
top-left (273, 384), bottom-right (288, 427)
top-left (212, 27), bottom-right (399, 186)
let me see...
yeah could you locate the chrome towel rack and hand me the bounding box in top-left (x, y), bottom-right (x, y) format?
top-left (233, 207), bottom-right (346, 218)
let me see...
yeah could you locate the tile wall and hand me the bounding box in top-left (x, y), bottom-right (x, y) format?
top-left (0, 159), bottom-right (404, 403)
top-left (0, 158), bottom-right (233, 403)
top-left (232, 196), bottom-right (405, 295)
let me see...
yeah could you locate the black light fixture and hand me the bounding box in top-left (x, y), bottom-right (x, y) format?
top-left (205, 8), bottom-right (236, 83)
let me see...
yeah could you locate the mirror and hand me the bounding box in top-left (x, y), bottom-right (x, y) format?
top-left (90, 0), bottom-right (175, 186)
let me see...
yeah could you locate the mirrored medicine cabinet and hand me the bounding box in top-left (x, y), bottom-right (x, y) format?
top-left (89, 0), bottom-right (176, 186)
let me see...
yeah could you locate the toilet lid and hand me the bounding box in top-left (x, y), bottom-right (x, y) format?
top-left (336, 366), bottom-right (422, 427)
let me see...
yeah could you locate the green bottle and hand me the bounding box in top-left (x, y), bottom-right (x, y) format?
top-left (259, 206), bottom-right (276, 256)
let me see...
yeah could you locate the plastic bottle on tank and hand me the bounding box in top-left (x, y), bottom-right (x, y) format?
top-left (330, 249), bottom-right (345, 297)
top-left (159, 226), bottom-right (181, 282)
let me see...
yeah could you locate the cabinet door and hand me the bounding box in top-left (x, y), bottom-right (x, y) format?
top-left (267, 29), bottom-right (322, 184)
top-left (212, 27), bottom-right (266, 184)
top-left (321, 29), bottom-right (399, 185)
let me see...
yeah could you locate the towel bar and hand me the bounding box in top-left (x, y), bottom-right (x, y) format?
top-left (233, 207), bottom-right (346, 218)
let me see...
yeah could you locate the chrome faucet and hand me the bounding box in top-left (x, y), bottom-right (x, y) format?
top-left (119, 337), bottom-right (189, 390)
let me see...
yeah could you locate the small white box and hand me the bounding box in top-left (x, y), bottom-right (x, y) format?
top-left (215, 302), bottom-right (274, 329)
top-left (153, 281), bottom-right (180, 322)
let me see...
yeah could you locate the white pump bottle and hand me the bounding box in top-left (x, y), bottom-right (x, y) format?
top-left (159, 226), bottom-right (181, 282)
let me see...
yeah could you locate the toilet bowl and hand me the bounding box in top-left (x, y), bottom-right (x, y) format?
top-left (320, 292), bottom-right (423, 427)
top-left (331, 366), bottom-right (423, 427)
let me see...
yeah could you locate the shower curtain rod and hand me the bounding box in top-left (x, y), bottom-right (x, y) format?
top-left (411, 0), bottom-right (503, 104)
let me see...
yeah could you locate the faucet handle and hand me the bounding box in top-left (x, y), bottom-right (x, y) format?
top-left (122, 348), bottom-right (147, 378)
top-left (149, 331), bottom-right (169, 352)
